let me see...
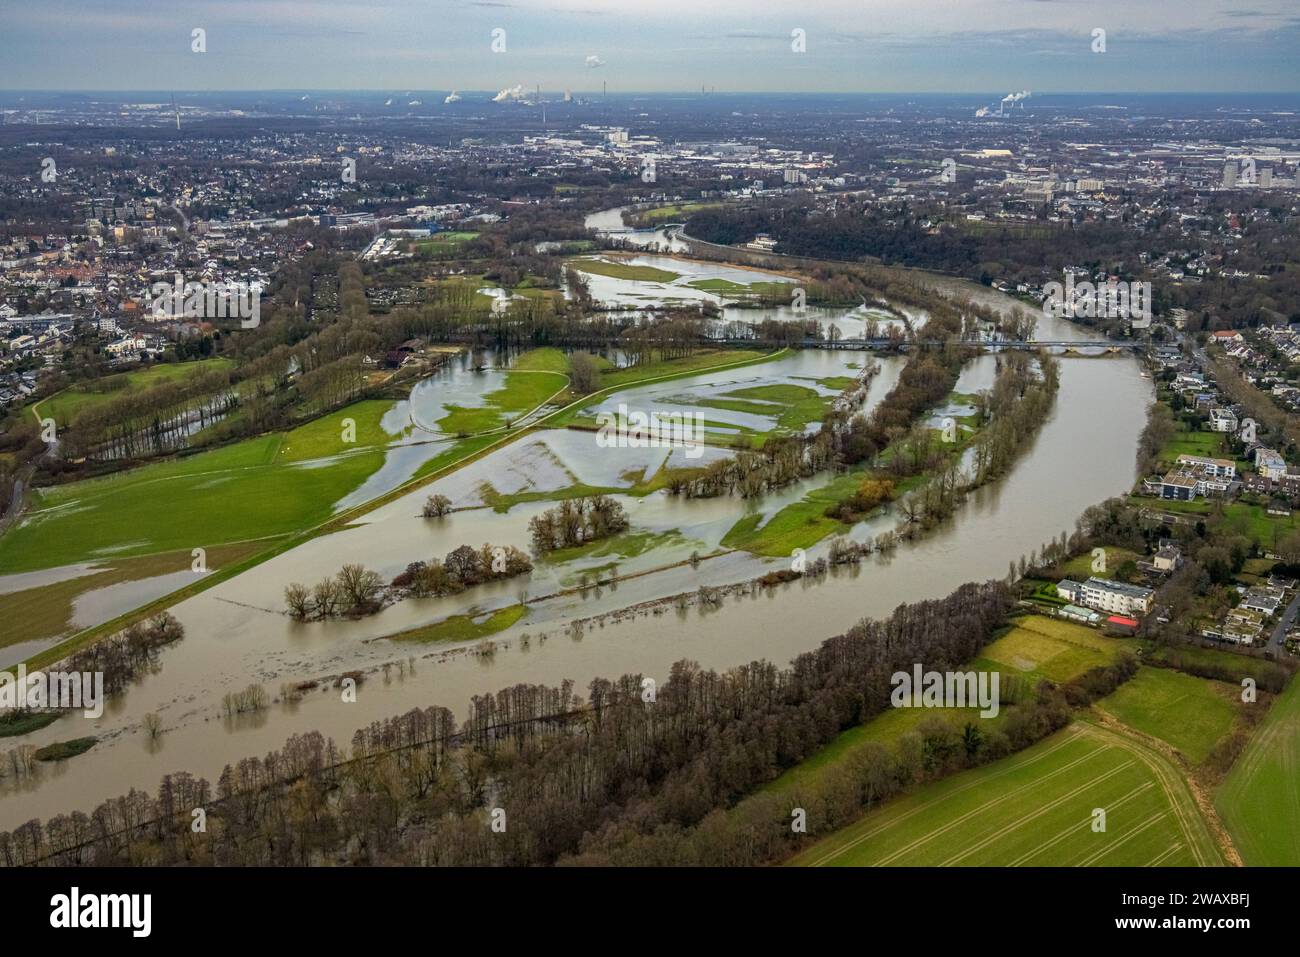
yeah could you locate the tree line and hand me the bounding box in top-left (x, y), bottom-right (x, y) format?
top-left (0, 581), bottom-right (1017, 866)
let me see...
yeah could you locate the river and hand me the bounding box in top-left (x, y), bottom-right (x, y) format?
top-left (0, 239), bottom-right (1151, 829)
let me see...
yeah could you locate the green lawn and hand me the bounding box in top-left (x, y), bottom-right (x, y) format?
top-left (785, 722), bottom-right (1224, 866)
top-left (35, 357), bottom-right (236, 426)
top-left (1144, 498), bottom-right (1300, 544)
top-left (1217, 672), bottom-right (1300, 865)
top-left (510, 347), bottom-right (570, 374)
top-left (1053, 547), bottom-right (1143, 581)
top-left (412, 231), bottom-right (479, 256)
top-left (969, 614), bottom-right (1130, 685)
top-left (1097, 667), bottom-right (1238, 765)
top-left (1159, 427), bottom-right (1226, 463)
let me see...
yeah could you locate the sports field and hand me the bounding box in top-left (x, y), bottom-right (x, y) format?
top-left (787, 722), bottom-right (1225, 867)
top-left (1217, 674), bottom-right (1300, 866)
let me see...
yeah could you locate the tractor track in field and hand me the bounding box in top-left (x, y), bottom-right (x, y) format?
top-left (1082, 715), bottom-right (1237, 867)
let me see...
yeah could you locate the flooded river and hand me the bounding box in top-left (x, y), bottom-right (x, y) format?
top-left (0, 246), bottom-right (1152, 829)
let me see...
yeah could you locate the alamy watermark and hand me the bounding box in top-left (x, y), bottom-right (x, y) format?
top-left (1042, 274), bottom-right (1150, 322)
top-left (890, 665), bottom-right (1000, 718)
top-left (595, 404), bottom-right (705, 459)
top-left (0, 665), bottom-right (104, 719)
top-left (150, 272), bottom-right (262, 328)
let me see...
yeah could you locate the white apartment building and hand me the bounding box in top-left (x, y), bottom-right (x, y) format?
top-left (1056, 577), bottom-right (1155, 617)
top-left (1176, 454), bottom-right (1235, 479)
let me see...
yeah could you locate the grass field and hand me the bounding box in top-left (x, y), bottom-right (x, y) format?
top-left (0, 433), bottom-right (388, 573)
top-left (1217, 673), bottom-right (1300, 865)
top-left (766, 615), bottom-right (1123, 795)
top-left (720, 471), bottom-right (860, 556)
top-left (1097, 667), bottom-right (1238, 765)
top-left (276, 400), bottom-right (405, 462)
top-left (1052, 547), bottom-right (1143, 582)
top-left (1159, 427), bottom-right (1226, 464)
top-left (437, 368), bottom-right (568, 434)
top-left (546, 349), bottom-right (775, 426)
top-left (1142, 498), bottom-right (1300, 544)
top-left (2, 349), bottom-right (778, 576)
top-left (969, 614), bottom-right (1131, 685)
top-left (412, 231), bottom-right (479, 256)
top-left (569, 258), bottom-right (681, 282)
top-left (387, 604), bottom-right (527, 643)
top-left (786, 722), bottom-right (1225, 866)
top-left (682, 383), bottom-right (833, 434)
top-left (34, 358), bottom-right (235, 426)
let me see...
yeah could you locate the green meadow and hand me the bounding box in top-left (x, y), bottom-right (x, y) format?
top-left (1217, 674), bottom-right (1300, 866)
top-left (35, 357), bottom-right (236, 427)
top-left (786, 722), bottom-right (1224, 867)
top-left (1097, 667), bottom-right (1238, 765)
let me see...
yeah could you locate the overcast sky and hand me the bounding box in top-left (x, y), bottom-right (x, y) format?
top-left (3, 0), bottom-right (1298, 92)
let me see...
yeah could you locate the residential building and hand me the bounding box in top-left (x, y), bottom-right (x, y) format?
top-left (1175, 454), bottom-right (1235, 479)
top-left (1209, 408), bottom-right (1238, 432)
top-left (1056, 577), bottom-right (1155, 617)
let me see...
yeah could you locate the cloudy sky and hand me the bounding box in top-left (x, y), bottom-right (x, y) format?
top-left (3, 0), bottom-right (1298, 92)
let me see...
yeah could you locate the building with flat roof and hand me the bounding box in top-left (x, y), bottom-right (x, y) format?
top-left (1175, 454), bottom-right (1235, 479)
top-left (1056, 577), bottom-right (1155, 617)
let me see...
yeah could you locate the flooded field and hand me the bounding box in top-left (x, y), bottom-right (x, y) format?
top-left (0, 251), bottom-right (1152, 829)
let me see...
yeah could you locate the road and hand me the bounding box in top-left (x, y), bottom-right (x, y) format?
top-left (1269, 588), bottom-right (1300, 652)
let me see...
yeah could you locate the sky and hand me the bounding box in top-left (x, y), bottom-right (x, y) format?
top-left (2, 0), bottom-right (1298, 92)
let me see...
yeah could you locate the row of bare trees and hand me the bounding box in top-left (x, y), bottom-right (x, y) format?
top-left (0, 581), bottom-right (1016, 867)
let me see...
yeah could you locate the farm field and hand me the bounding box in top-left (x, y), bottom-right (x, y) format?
top-left (786, 722), bottom-right (1225, 867)
top-left (1217, 673), bottom-right (1300, 866)
top-left (765, 614), bottom-right (1124, 795)
top-left (1097, 666), bottom-right (1238, 765)
top-left (34, 357), bottom-right (236, 426)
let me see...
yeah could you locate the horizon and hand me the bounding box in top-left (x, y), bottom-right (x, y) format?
top-left (2, 0), bottom-right (1298, 93)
